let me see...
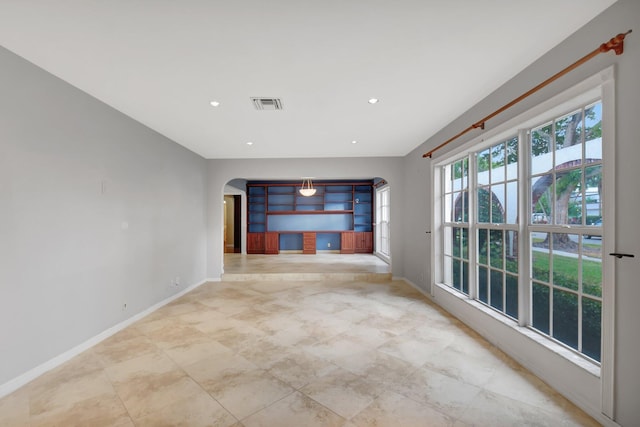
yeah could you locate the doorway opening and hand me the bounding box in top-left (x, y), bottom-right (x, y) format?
top-left (223, 195), bottom-right (241, 253)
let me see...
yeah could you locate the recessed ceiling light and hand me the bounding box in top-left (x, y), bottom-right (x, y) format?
top-left (368, 98), bottom-right (379, 104)
top-left (246, 141), bottom-right (253, 146)
top-left (209, 100), bottom-right (220, 107)
top-left (351, 140), bottom-right (358, 144)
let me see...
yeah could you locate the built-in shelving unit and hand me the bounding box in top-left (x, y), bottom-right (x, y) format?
top-left (246, 181), bottom-right (373, 254)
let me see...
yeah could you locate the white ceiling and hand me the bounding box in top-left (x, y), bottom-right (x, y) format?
top-left (0, 1), bottom-right (616, 159)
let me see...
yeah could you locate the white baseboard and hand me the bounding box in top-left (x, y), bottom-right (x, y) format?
top-left (0, 278), bottom-right (209, 399)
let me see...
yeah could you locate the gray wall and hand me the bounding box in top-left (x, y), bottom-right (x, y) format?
top-left (0, 47), bottom-right (208, 385)
top-left (207, 158), bottom-right (404, 278)
top-left (402, 1), bottom-right (640, 424)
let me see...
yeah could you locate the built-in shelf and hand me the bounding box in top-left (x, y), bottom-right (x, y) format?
top-left (246, 181), bottom-right (373, 254)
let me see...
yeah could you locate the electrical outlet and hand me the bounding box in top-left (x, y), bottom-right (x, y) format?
top-left (327, 242), bottom-right (331, 248)
top-left (175, 276), bottom-right (181, 286)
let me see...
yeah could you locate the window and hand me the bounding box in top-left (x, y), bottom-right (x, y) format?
top-left (436, 97), bottom-right (606, 363)
top-left (442, 159), bottom-right (469, 294)
top-left (376, 186), bottom-right (391, 258)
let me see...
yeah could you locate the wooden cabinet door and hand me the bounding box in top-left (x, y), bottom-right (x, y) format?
top-left (303, 232), bottom-right (316, 254)
top-left (265, 232), bottom-right (279, 254)
top-left (355, 232), bottom-right (373, 253)
top-left (341, 231), bottom-right (355, 254)
top-left (247, 232), bottom-right (265, 254)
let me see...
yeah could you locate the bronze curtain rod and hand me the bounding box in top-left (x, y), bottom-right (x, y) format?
top-left (422, 30), bottom-right (632, 159)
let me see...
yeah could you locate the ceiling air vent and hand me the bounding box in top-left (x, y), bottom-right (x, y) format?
top-left (251, 97), bottom-right (283, 110)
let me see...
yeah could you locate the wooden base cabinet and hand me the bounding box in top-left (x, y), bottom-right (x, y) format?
top-left (303, 232), bottom-right (316, 254)
top-left (340, 231), bottom-right (355, 254)
top-left (265, 232), bottom-right (279, 254)
top-left (247, 233), bottom-right (265, 254)
top-left (355, 232), bottom-right (373, 253)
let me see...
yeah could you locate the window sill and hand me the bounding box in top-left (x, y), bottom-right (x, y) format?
top-left (434, 283), bottom-right (601, 378)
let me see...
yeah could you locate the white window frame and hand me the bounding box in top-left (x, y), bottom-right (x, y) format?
top-left (431, 67), bottom-right (616, 418)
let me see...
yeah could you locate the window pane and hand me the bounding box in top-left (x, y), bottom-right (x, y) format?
top-left (506, 137), bottom-right (518, 180)
top-left (477, 187), bottom-right (490, 223)
top-left (506, 181), bottom-right (518, 224)
top-left (506, 274), bottom-right (518, 318)
top-left (444, 193), bottom-right (452, 223)
top-left (452, 227), bottom-right (461, 257)
top-left (491, 184), bottom-right (505, 223)
top-left (555, 169), bottom-right (581, 225)
top-left (462, 261), bottom-right (469, 295)
top-left (553, 289), bottom-right (579, 350)
top-left (531, 174), bottom-right (553, 224)
top-left (452, 258), bottom-right (461, 291)
top-left (477, 148), bottom-right (490, 185)
top-left (478, 228), bottom-right (488, 265)
top-left (490, 269), bottom-right (504, 311)
top-left (531, 233), bottom-right (550, 282)
top-left (582, 297), bottom-right (602, 362)
top-left (555, 109), bottom-right (583, 150)
top-left (461, 191), bottom-right (469, 223)
top-left (490, 230), bottom-right (503, 269)
top-left (582, 237), bottom-right (602, 298)
top-left (585, 165), bottom-right (602, 225)
top-left (585, 102), bottom-right (602, 158)
top-left (531, 123), bottom-right (552, 174)
top-left (461, 228), bottom-right (469, 259)
top-left (505, 231), bottom-right (518, 274)
top-left (532, 282), bottom-right (550, 334)
top-left (452, 160), bottom-right (461, 190)
top-left (491, 143), bottom-right (506, 182)
top-left (478, 266), bottom-right (488, 304)
top-left (552, 237), bottom-right (579, 291)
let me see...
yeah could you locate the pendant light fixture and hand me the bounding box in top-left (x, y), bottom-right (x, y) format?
top-left (299, 177), bottom-right (316, 197)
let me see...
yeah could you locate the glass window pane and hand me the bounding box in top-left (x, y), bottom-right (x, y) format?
top-left (491, 143), bottom-right (506, 182)
top-left (462, 261), bottom-right (469, 295)
top-left (553, 289), bottom-right (579, 350)
top-left (506, 274), bottom-right (518, 318)
top-left (478, 228), bottom-right (488, 265)
top-left (531, 123), bottom-right (552, 174)
top-left (490, 230), bottom-right (503, 269)
top-left (461, 228), bottom-right (469, 259)
top-left (490, 269), bottom-right (504, 311)
top-left (532, 282), bottom-right (550, 334)
top-left (555, 169), bottom-right (581, 225)
top-left (582, 236), bottom-right (602, 297)
top-left (478, 148), bottom-right (490, 185)
top-left (452, 258), bottom-right (461, 291)
top-left (531, 233), bottom-right (550, 282)
top-left (491, 184), bottom-right (505, 223)
top-left (585, 165), bottom-right (602, 225)
top-left (582, 297), bottom-right (602, 362)
top-left (505, 231), bottom-right (518, 274)
top-left (462, 158), bottom-right (469, 190)
top-left (443, 227), bottom-right (452, 258)
top-left (477, 187), bottom-right (490, 223)
top-left (506, 137), bottom-right (518, 180)
top-left (531, 175), bottom-right (553, 224)
top-left (585, 102), bottom-right (602, 158)
top-left (453, 192), bottom-right (464, 222)
top-left (461, 191), bottom-right (469, 223)
top-left (478, 266), bottom-right (488, 304)
top-left (555, 109), bottom-right (583, 150)
top-left (452, 227), bottom-right (461, 257)
top-left (552, 236), bottom-right (579, 291)
top-left (506, 181), bottom-right (518, 224)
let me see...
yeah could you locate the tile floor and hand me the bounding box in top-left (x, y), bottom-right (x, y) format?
top-left (0, 255), bottom-right (600, 426)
